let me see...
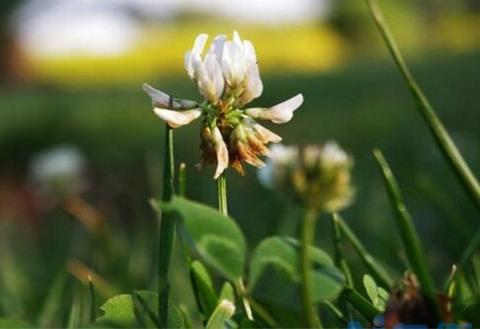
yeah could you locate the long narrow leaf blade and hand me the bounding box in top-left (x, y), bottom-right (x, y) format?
top-left (334, 214), bottom-right (394, 290)
top-left (365, 0), bottom-right (480, 212)
top-left (373, 150), bottom-right (436, 304)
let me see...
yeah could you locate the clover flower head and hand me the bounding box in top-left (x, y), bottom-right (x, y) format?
top-left (143, 31), bottom-right (303, 179)
top-left (259, 142), bottom-right (354, 212)
top-left (29, 145), bottom-right (87, 200)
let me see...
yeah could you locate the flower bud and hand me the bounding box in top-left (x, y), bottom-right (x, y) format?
top-left (259, 142), bottom-right (354, 212)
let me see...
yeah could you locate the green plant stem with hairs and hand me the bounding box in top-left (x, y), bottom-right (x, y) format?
top-left (216, 172), bottom-right (253, 321)
top-left (365, 0), bottom-right (480, 213)
top-left (300, 208), bottom-right (320, 328)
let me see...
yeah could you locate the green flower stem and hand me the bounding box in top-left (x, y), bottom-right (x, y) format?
top-left (333, 213), bottom-right (393, 290)
top-left (158, 97), bottom-right (176, 327)
top-left (216, 172), bottom-right (253, 321)
top-left (300, 208), bottom-right (320, 328)
top-left (365, 0), bottom-right (480, 213)
top-left (374, 149), bottom-right (439, 317)
top-left (217, 173), bottom-right (228, 215)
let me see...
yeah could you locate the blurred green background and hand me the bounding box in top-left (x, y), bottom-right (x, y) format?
top-left (0, 0), bottom-right (479, 324)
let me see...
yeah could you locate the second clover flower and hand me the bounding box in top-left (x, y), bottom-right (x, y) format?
top-left (143, 31), bottom-right (303, 179)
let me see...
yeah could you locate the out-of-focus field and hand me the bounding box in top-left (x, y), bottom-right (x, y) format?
top-left (2, 50), bottom-right (479, 257)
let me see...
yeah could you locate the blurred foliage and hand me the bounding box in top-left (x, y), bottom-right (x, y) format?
top-left (27, 22), bottom-right (346, 86)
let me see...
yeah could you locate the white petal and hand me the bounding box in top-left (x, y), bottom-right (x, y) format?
top-left (192, 33), bottom-right (209, 56)
top-left (243, 40), bottom-right (257, 62)
top-left (143, 83), bottom-right (170, 108)
top-left (184, 50), bottom-right (194, 78)
top-left (143, 83), bottom-right (197, 109)
top-left (212, 126), bottom-right (229, 179)
top-left (222, 42), bottom-right (247, 87)
top-left (208, 34), bottom-right (226, 62)
top-left (185, 33), bottom-right (208, 79)
top-left (153, 108), bottom-right (202, 128)
top-left (240, 63), bottom-right (263, 105)
top-left (246, 94), bottom-right (303, 124)
top-left (252, 122), bottom-right (282, 143)
top-left (204, 54), bottom-right (225, 99)
top-left (233, 30), bottom-right (242, 46)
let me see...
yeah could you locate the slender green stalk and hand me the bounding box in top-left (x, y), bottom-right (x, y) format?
top-left (334, 214), bottom-right (393, 289)
top-left (300, 209), bottom-right (320, 328)
top-left (216, 172), bottom-right (253, 320)
top-left (217, 173), bottom-right (228, 215)
top-left (365, 0), bottom-right (480, 212)
top-left (373, 149), bottom-right (438, 315)
top-left (158, 96), bottom-right (176, 327)
top-left (331, 214), bottom-right (354, 288)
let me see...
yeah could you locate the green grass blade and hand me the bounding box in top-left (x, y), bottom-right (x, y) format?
top-left (37, 271), bottom-right (67, 327)
top-left (157, 96), bottom-right (176, 327)
top-left (459, 228), bottom-right (480, 272)
top-left (331, 214), bottom-right (354, 288)
top-left (373, 150), bottom-right (437, 306)
top-left (365, 0), bottom-right (480, 212)
top-left (322, 301), bottom-right (348, 327)
top-left (342, 288), bottom-right (381, 320)
top-left (133, 291), bottom-right (162, 328)
top-left (334, 214), bottom-right (394, 290)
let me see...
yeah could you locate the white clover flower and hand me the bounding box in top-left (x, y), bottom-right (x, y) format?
top-left (29, 145), bottom-right (87, 199)
top-left (258, 142), bottom-right (354, 212)
top-left (143, 31), bottom-right (303, 179)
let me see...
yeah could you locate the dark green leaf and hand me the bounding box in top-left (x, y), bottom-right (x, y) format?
top-left (152, 197), bottom-right (246, 280)
top-left (249, 236), bottom-right (345, 310)
top-left (94, 292), bottom-right (186, 328)
top-left (190, 260), bottom-right (218, 318)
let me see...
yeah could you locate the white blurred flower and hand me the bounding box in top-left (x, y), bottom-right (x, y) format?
top-left (144, 31), bottom-right (303, 178)
top-left (258, 142), bottom-right (354, 212)
top-left (29, 145), bottom-right (87, 199)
